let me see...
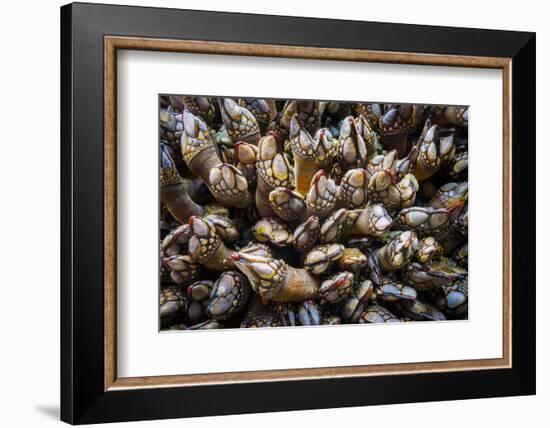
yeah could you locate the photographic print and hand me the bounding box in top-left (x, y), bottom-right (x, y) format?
top-left (61, 6), bottom-right (533, 421)
top-left (159, 97), bottom-right (468, 331)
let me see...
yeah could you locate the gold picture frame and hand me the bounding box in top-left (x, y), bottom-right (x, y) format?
top-left (103, 36), bottom-right (512, 391)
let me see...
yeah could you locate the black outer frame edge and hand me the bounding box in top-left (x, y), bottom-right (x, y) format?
top-left (60, 4), bottom-right (74, 425)
top-left (71, 1), bottom-right (533, 57)
top-left (60, 2), bottom-right (536, 424)
top-left (79, 370), bottom-right (535, 425)
top-left (510, 34), bottom-right (536, 392)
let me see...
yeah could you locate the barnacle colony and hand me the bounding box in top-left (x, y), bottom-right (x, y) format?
top-left (160, 97), bottom-right (468, 330)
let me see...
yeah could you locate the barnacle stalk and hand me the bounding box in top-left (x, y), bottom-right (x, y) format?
top-left (290, 114), bottom-right (320, 196)
top-left (375, 231), bottom-right (418, 271)
top-left (160, 143), bottom-right (205, 223)
top-left (187, 216), bottom-right (237, 271)
top-left (181, 110), bottom-right (222, 182)
top-left (231, 252), bottom-right (320, 302)
top-left (255, 135), bottom-right (294, 217)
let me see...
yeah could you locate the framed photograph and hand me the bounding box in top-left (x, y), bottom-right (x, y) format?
top-left (61, 2), bottom-right (535, 424)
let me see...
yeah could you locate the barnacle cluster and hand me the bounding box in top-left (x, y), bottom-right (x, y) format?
top-left (160, 97), bottom-right (468, 330)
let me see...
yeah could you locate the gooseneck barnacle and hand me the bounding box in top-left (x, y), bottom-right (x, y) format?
top-left (159, 97), bottom-right (469, 330)
top-left (231, 252), bottom-right (320, 302)
top-left (160, 143), bottom-right (205, 223)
